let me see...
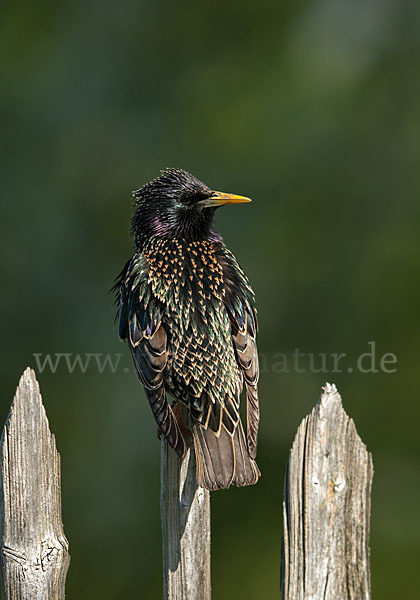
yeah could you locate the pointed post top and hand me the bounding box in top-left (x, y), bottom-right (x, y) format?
top-left (0, 368), bottom-right (70, 600)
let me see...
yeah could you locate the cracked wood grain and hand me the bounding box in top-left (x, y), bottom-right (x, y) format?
top-left (0, 368), bottom-right (70, 599)
top-left (160, 408), bottom-right (211, 600)
top-left (281, 383), bottom-right (373, 600)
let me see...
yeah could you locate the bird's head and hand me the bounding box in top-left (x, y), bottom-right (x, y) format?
top-left (131, 168), bottom-right (251, 247)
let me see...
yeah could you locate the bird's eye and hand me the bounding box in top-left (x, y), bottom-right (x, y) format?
top-left (180, 191), bottom-right (210, 206)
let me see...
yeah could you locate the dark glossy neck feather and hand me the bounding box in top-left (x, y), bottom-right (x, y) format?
top-left (131, 204), bottom-right (222, 249)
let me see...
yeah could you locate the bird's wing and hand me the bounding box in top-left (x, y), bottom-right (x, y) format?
top-left (216, 247), bottom-right (260, 458)
top-left (114, 254), bottom-right (186, 458)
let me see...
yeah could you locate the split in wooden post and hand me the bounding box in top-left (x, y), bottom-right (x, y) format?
top-left (0, 368), bottom-right (70, 600)
top-left (281, 383), bottom-right (373, 600)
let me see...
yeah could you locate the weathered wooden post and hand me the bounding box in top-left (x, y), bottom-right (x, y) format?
top-left (0, 368), bottom-right (70, 599)
top-left (281, 383), bottom-right (373, 600)
top-left (160, 409), bottom-right (211, 600)
top-left (0, 370), bottom-right (373, 599)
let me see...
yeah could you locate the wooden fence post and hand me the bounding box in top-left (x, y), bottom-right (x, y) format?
top-left (160, 409), bottom-right (211, 600)
top-left (0, 368), bottom-right (70, 599)
top-left (281, 383), bottom-right (373, 600)
top-left (0, 371), bottom-right (373, 599)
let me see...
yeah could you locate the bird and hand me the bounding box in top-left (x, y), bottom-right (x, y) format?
top-left (114, 168), bottom-right (260, 491)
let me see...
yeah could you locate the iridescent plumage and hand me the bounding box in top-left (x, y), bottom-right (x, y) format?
top-left (115, 169), bottom-right (260, 490)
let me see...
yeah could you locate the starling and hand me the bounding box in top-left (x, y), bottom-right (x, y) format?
top-left (114, 168), bottom-right (260, 490)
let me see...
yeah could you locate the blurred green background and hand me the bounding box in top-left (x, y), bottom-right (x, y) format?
top-left (1, 0), bottom-right (419, 597)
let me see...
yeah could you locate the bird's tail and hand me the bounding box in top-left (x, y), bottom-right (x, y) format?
top-left (192, 420), bottom-right (260, 491)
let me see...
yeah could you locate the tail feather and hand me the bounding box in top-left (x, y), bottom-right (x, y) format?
top-left (246, 383), bottom-right (259, 459)
top-left (193, 420), bottom-right (260, 491)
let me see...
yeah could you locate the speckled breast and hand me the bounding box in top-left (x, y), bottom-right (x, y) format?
top-left (142, 238), bottom-right (241, 406)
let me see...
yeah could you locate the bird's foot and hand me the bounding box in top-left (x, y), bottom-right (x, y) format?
top-left (172, 401), bottom-right (192, 437)
top-left (157, 402), bottom-right (191, 440)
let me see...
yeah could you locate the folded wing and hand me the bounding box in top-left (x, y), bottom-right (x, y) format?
top-left (114, 255), bottom-right (186, 458)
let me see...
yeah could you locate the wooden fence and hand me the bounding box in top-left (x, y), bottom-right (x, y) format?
top-left (0, 369), bottom-right (372, 599)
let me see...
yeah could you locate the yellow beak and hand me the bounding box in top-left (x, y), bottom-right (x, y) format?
top-left (201, 191), bottom-right (252, 208)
